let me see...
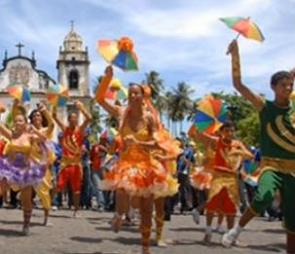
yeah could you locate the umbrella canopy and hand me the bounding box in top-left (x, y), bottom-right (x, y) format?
top-left (193, 95), bottom-right (228, 134)
top-left (7, 85), bottom-right (31, 102)
top-left (47, 84), bottom-right (69, 107)
top-left (220, 16), bottom-right (265, 42)
top-left (97, 37), bottom-right (138, 71)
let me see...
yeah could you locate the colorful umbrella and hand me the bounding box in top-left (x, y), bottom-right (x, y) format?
top-left (193, 95), bottom-right (228, 134)
top-left (220, 17), bottom-right (265, 42)
top-left (105, 78), bottom-right (128, 101)
top-left (7, 85), bottom-right (31, 102)
top-left (97, 37), bottom-right (138, 71)
top-left (47, 84), bottom-right (69, 107)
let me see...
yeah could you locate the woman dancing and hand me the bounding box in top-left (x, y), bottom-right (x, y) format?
top-left (29, 102), bottom-right (55, 226)
top-left (96, 66), bottom-right (174, 254)
top-left (0, 101), bottom-right (47, 235)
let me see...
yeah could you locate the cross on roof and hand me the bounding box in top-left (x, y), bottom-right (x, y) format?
top-left (15, 42), bottom-right (24, 56)
top-left (70, 20), bottom-right (74, 31)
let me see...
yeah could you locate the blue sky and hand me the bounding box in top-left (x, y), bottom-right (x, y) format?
top-left (0, 0), bottom-right (295, 100)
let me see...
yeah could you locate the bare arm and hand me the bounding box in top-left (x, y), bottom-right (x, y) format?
top-left (52, 107), bottom-right (66, 132)
top-left (227, 40), bottom-right (264, 111)
top-left (38, 103), bottom-right (55, 138)
top-left (0, 124), bottom-right (12, 139)
top-left (29, 125), bottom-right (47, 143)
top-left (95, 66), bottom-right (121, 118)
top-left (188, 125), bottom-right (217, 149)
top-left (238, 141), bottom-right (254, 160)
top-left (74, 100), bottom-right (92, 133)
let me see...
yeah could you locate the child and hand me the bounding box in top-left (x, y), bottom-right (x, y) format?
top-left (189, 121), bottom-right (253, 244)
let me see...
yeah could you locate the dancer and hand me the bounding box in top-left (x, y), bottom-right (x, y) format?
top-left (0, 102), bottom-right (47, 235)
top-left (222, 40), bottom-right (295, 254)
top-left (52, 100), bottom-right (92, 217)
top-left (189, 121), bottom-right (252, 244)
top-left (29, 102), bottom-right (55, 226)
top-left (96, 66), bottom-right (176, 254)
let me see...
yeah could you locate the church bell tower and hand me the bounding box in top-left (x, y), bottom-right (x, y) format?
top-left (57, 22), bottom-right (90, 97)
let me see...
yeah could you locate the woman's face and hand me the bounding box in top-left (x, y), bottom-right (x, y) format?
top-left (128, 85), bottom-right (144, 106)
top-left (32, 111), bottom-right (43, 126)
top-left (14, 114), bottom-right (27, 132)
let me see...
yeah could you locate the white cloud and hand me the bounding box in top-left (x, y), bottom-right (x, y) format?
top-left (0, 0), bottom-right (293, 105)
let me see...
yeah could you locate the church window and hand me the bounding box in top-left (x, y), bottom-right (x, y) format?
top-left (69, 69), bottom-right (79, 89)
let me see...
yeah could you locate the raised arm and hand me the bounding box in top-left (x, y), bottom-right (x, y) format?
top-left (95, 66), bottom-right (121, 118)
top-left (188, 125), bottom-right (217, 149)
top-left (38, 103), bottom-right (54, 138)
top-left (74, 100), bottom-right (92, 133)
top-left (52, 106), bottom-right (66, 132)
top-left (227, 40), bottom-right (264, 110)
top-left (0, 124), bottom-right (12, 140)
top-left (29, 125), bottom-right (47, 143)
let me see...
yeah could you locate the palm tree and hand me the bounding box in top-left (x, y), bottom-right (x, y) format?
top-left (145, 71), bottom-right (169, 122)
top-left (167, 82), bottom-right (194, 136)
top-left (145, 71), bottom-right (164, 101)
top-left (89, 98), bottom-right (103, 143)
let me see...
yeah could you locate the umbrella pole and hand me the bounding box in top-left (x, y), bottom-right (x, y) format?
top-left (235, 33), bottom-right (240, 40)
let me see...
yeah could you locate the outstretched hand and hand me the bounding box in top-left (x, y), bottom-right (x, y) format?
top-left (226, 39), bottom-right (239, 55)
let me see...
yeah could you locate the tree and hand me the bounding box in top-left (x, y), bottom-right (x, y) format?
top-left (211, 91), bottom-right (260, 146)
top-left (88, 98), bottom-right (103, 144)
top-left (145, 71), bottom-right (164, 101)
top-left (167, 82), bottom-right (194, 135)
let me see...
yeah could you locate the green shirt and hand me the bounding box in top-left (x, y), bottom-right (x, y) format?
top-left (259, 100), bottom-right (295, 160)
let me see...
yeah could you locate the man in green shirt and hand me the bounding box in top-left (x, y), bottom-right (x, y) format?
top-left (222, 39), bottom-right (295, 254)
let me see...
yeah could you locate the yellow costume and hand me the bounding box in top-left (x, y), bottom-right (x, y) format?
top-left (102, 121), bottom-right (177, 198)
top-left (31, 112), bottom-right (55, 211)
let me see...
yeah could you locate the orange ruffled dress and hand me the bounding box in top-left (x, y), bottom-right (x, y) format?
top-left (190, 148), bottom-right (214, 190)
top-left (102, 123), bottom-right (177, 198)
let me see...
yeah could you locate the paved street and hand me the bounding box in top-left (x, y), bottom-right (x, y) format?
top-left (0, 208), bottom-right (285, 254)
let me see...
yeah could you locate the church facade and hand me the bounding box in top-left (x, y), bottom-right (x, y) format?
top-left (0, 24), bottom-right (91, 129)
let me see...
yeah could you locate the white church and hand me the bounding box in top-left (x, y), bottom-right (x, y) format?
top-left (0, 24), bottom-right (92, 129)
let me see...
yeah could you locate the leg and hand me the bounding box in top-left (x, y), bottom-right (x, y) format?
top-left (20, 186), bottom-right (33, 235)
top-left (281, 174), bottom-right (295, 253)
top-left (204, 212), bottom-right (214, 244)
top-left (215, 213), bottom-right (225, 233)
top-left (91, 172), bottom-right (105, 210)
top-left (222, 170), bottom-right (282, 247)
top-left (34, 169), bottom-right (52, 226)
top-left (226, 215), bottom-right (235, 230)
top-left (111, 189), bottom-right (129, 232)
top-left (287, 233), bottom-right (295, 254)
top-left (154, 198), bottom-right (166, 247)
top-left (70, 166), bottom-right (82, 217)
top-left (140, 196), bottom-right (154, 254)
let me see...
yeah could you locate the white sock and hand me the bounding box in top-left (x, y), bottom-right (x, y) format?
top-left (232, 224), bottom-right (243, 235)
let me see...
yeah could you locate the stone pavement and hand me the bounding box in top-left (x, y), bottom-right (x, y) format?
top-left (0, 208), bottom-right (285, 254)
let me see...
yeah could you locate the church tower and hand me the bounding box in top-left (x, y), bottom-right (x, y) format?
top-left (57, 22), bottom-right (90, 97)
